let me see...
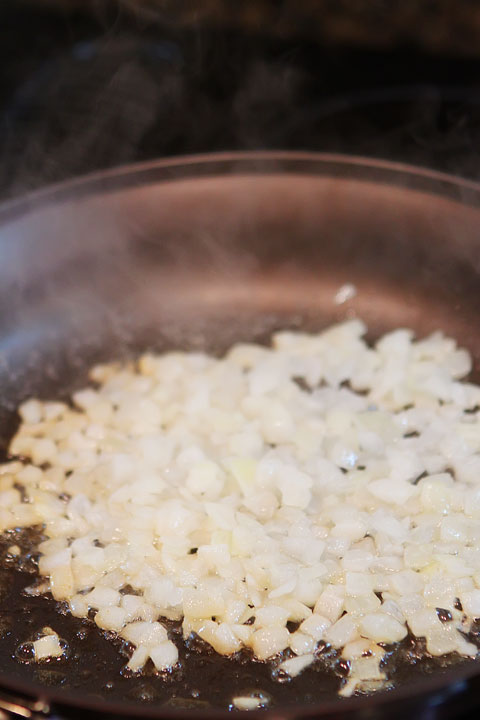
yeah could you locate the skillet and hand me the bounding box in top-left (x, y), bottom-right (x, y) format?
top-left (0, 152), bottom-right (479, 719)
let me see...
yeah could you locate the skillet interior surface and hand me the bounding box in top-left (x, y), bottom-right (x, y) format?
top-left (0, 153), bottom-right (479, 718)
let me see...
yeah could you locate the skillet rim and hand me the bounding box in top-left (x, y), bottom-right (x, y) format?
top-left (1, 150), bottom-right (480, 220)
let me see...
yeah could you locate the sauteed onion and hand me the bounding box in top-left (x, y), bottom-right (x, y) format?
top-left (3, 319), bottom-right (480, 694)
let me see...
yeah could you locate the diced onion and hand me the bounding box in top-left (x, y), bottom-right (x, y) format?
top-left (6, 319), bottom-right (480, 694)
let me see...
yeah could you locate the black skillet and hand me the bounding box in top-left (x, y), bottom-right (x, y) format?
top-left (0, 152), bottom-right (479, 719)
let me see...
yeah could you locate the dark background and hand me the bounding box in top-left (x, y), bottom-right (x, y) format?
top-left (1, 0), bottom-right (480, 200)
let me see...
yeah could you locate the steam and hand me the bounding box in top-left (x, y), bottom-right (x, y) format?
top-left (2, 43), bottom-right (181, 196)
top-left (233, 61), bottom-right (305, 149)
top-left (2, 0), bottom-right (480, 202)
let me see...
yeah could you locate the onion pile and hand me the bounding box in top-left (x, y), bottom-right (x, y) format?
top-left (3, 319), bottom-right (480, 695)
